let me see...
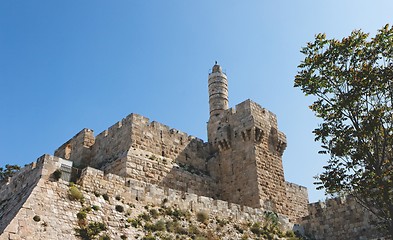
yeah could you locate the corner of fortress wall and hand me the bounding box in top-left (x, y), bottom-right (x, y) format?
top-left (207, 98), bottom-right (293, 217)
top-left (0, 154), bottom-right (67, 235)
top-left (55, 113), bottom-right (209, 172)
top-left (53, 112), bottom-right (217, 200)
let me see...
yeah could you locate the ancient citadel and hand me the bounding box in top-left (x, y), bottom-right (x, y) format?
top-left (0, 63), bottom-right (386, 239)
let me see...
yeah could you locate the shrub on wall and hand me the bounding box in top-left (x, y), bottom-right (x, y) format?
top-left (75, 221), bottom-right (107, 240)
top-left (69, 185), bottom-right (84, 202)
top-left (196, 211), bottom-right (209, 224)
top-left (77, 211), bottom-right (87, 220)
top-left (92, 205), bottom-right (100, 211)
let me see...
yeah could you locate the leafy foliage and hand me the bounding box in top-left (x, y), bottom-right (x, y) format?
top-left (0, 164), bottom-right (21, 181)
top-left (295, 24), bottom-right (393, 235)
top-left (75, 221), bottom-right (107, 240)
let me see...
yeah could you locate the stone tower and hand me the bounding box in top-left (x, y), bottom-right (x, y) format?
top-left (207, 62), bottom-right (290, 214)
top-left (208, 62), bottom-right (229, 120)
top-left (207, 62), bottom-right (229, 149)
top-left (50, 62), bottom-right (308, 221)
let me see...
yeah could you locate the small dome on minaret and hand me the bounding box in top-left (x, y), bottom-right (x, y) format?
top-left (212, 61), bottom-right (222, 73)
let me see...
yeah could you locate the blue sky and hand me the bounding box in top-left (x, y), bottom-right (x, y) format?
top-left (1, 1), bottom-right (392, 202)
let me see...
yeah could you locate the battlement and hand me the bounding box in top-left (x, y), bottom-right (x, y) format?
top-left (77, 165), bottom-right (292, 227)
top-left (0, 154), bottom-right (295, 239)
top-left (301, 196), bottom-right (384, 239)
top-left (41, 63), bottom-right (309, 224)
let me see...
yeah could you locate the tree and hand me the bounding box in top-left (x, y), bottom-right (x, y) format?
top-left (294, 24), bottom-right (393, 237)
top-left (0, 164), bottom-right (21, 182)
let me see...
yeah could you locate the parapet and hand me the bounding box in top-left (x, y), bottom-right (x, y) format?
top-left (285, 182), bottom-right (309, 220)
top-left (77, 164), bottom-right (292, 229)
top-left (54, 128), bottom-right (95, 167)
top-left (301, 195), bottom-right (384, 239)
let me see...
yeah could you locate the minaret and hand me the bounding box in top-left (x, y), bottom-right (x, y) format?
top-left (208, 62), bottom-right (229, 122)
top-left (207, 62), bottom-right (229, 146)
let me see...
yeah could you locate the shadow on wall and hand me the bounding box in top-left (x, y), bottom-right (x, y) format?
top-left (0, 161), bottom-right (43, 234)
top-left (157, 138), bottom-right (219, 199)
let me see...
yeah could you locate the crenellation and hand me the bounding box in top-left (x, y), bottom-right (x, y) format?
top-left (1, 63), bottom-right (321, 240)
top-left (285, 182), bottom-right (309, 220)
top-left (54, 128), bottom-right (95, 168)
top-left (300, 195), bottom-right (384, 239)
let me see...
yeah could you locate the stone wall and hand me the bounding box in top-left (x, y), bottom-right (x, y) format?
top-left (77, 166), bottom-right (291, 228)
top-left (249, 101), bottom-right (288, 216)
top-left (54, 113), bottom-right (216, 199)
top-left (0, 154), bottom-right (64, 236)
top-left (301, 196), bottom-right (386, 240)
top-left (285, 182), bottom-right (309, 220)
top-left (90, 116), bottom-right (134, 170)
top-left (0, 155), bottom-right (293, 240)
top-left (52, 97), bottom-right (309, 223)
top-left (0, 162), bottom-right (42, 235)
top-left (207, 99), bottom-right (293, 219)
top-left (209, 100), bottom-right (262, 209)
top-left (54, 128), bottom-right (95, 168)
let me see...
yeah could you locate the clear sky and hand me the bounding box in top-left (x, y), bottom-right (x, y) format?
top-left (1, 1), bottom-right (392, 203)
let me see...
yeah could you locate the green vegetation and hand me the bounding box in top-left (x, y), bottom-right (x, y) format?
top-left (0, 164), bottom-right (20, 181)
top-left (92, 205), bottom-right (100, 211)
top-left (82, 206), bottom-right (92, 212)
top-left (138, 212), bottom-right (151, 222)
top-left (142, 233), bottom-right (156, 240)
top-left (98, 234), bottom-right (110, 240)
top-left (144, 219), bottom-right (166, 232)
top-left (149, 209), bottom-right (159, 219)
top-left (295, 24), bottom-right (393, 235)
top-left (75, 221), bottom-right (107, 240)
top-left (196, 211), bottom-right (209, 224)
top-left (77, 211), bottom-right (87, 220)
top-left (67, 186), bottom-right (299, 240)
top-left (69, 185), bottom-right (84, 202)
top-left (129, 218), bottom-right (141, 228)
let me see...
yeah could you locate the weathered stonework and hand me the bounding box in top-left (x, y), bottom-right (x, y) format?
top-left (300, 196), bottom-right (386, 240)
top-left (0, 63), bottom-right (315, 239)
top-left (0, 155), bottom-right (294, 240)
top-left (51, 63), bottom-right (308, 222)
